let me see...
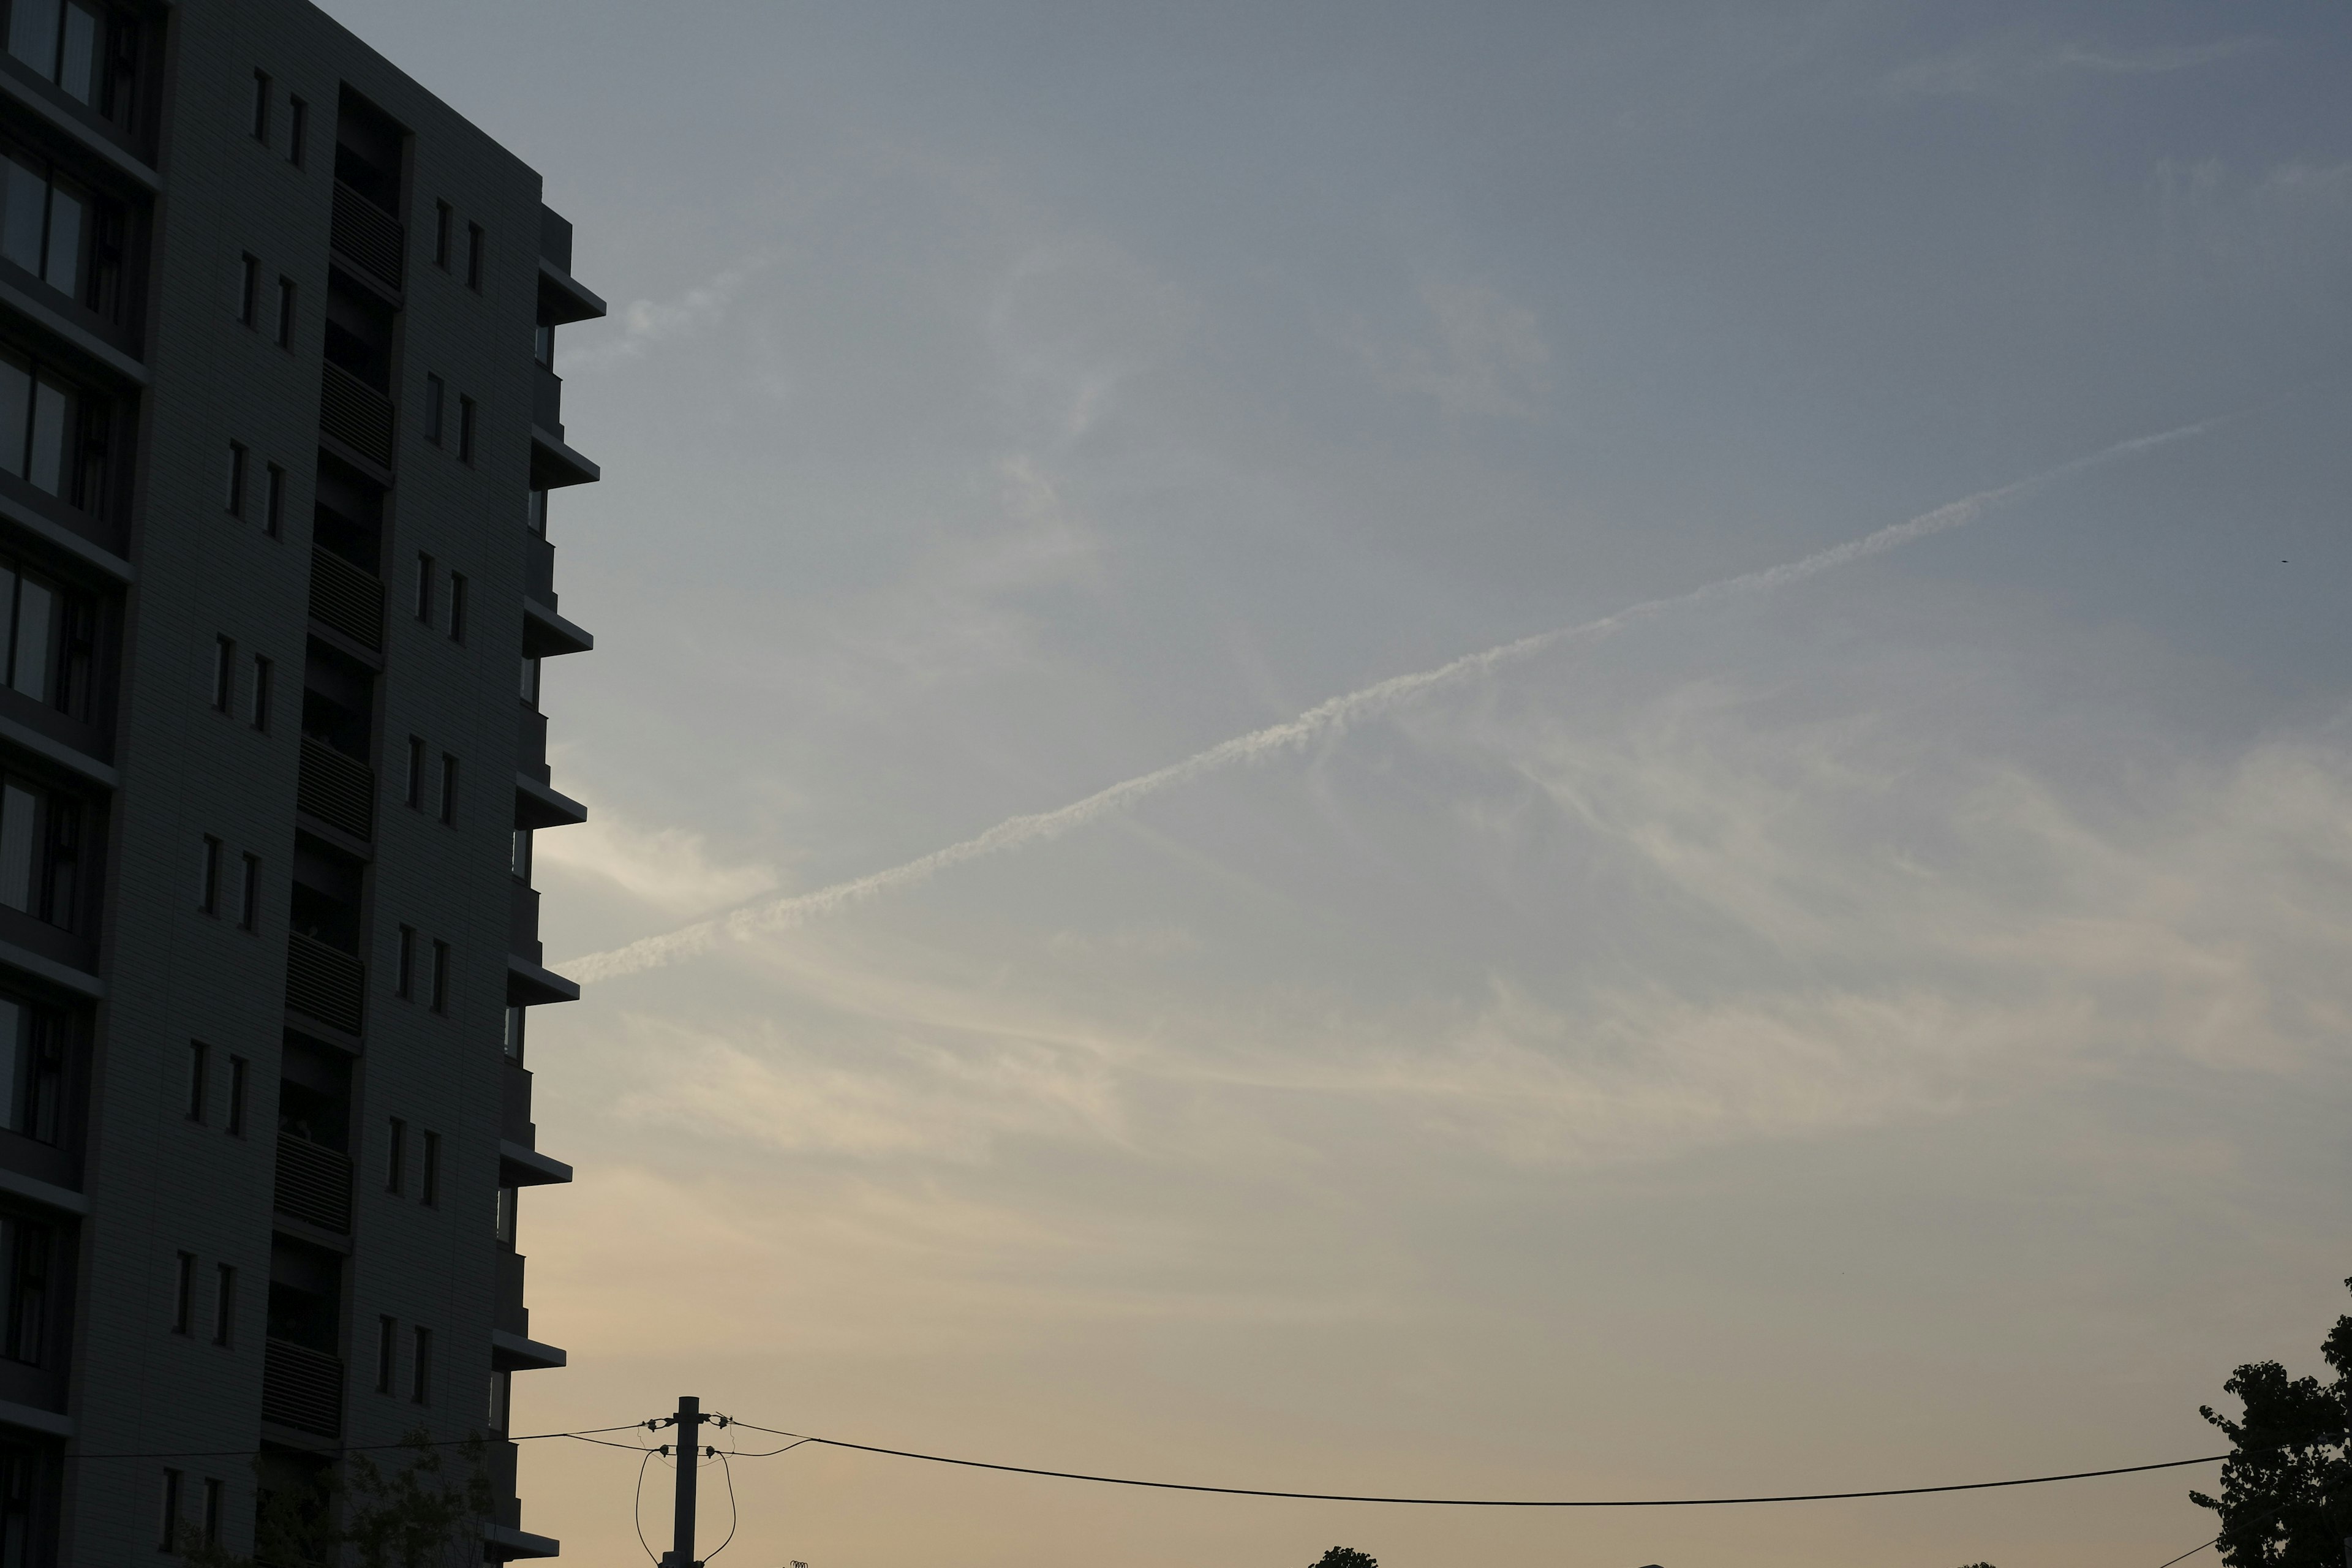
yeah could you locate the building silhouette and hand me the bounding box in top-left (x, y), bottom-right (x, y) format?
top-left (0, 0), bottom-right (600, 1558)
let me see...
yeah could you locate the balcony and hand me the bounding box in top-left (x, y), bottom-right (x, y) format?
top-left (261, 1338), bottom-right (344, 1437)
top-left (518, 706), bottom-right (549, 785)
top-left (331, 181), bottom-right (404, 293)
top-left (297, 739), bottom-right (374, 842)
top-left (509, 880), bottom-right (540, 962)
top-left (502, 1059), bottom-right (534, 1145)
top-left (525, 532), bottom-right (555, 605)
top-left (320, 363), bottom-right (396, 471)
top-left (533, 365), bottom-right (562, 437)
top-left (273, 1133), bottom-right (353, 1233)
top-left (285, 934), bottom-right (365, 1038)
top-left (307, 546), bottom-right (383, 650)
top-left (497, 1248), bottom-right (529, 1338)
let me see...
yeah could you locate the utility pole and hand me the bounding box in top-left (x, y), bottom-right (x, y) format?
top-left (666, 1394), bottom-right (703, 1568)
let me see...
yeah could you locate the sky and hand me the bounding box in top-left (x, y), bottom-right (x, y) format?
top-left (320, 3), bottom-right (2352, 1564)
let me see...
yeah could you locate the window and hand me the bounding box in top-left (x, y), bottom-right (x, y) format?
top-left (274, 277), bottom-right (295, 347)
top-left (502, 1004), bottom-right (524, 1063)
top-left (287, 96), bottom-right (307, 167)
top-left (202, 1477), bottom-right (223, 1549)
top-left (237, 853), bottom-right (259, 932)
top-left (158, 1468), bottom-right (180, 1552)
top-left (225, 1057), bottom-right (247, 1136)
top-left (385, 1117), bottom-right (405, 1194)
top-left (0, 556), bottom-right (95, 718)
top-left (419, 1131), bottom-right (439, 1207)
top-left (251, 654), bottom-right (272, 731)
top-left (526, 486), bottom-right (548, 534)
top-left (0, 993), bottom-right (67, 1144)
top-left (0, 775), bottom-right (78, 929)
top-left (395, 924), bottom-right (413, 998)
top-left (433, 201), bottom-right (451, 270)
top-left (413, 553), bottom-right (433, 624)
top-left (437, 753), bottom-right (457, 826)
top-left (422, 372), bottom-right (443, 445)
top-left (465, 222), bottom-right (483, 290)
top-left (225, 441), bottom-right (246, 515)
top-left (488, 1368), bottom-right (511, 1433)
top-left (519, 656), bottom-right (540, 707)
top-left (0, 345), bottom-right (104, 509)
top-left (172, 1251), bottom-right (194, 1335)
top-left (197, 835), bottom-right (220, 915)
top-left (184, 1041), bottom-right (206, 1122)
top-left (211, 1265), bottom-right (233, 1347)
top-left (494, 1185), bottom-right (517, 1246)
top-left (0, 148), bottom-right (94, 303)
top-left (375, 1314), bottom-right (396, 1394)
top-left (249, 70), bottom-right (271, 142)
top-left (210, 636), bottom-right (233, 712)
top-left (447, 573), bottom-right (466, 644)
top-left (456, 396), bottom-right (475, 464)
top-left (510, 827), bottom-right (532, 881)
top-left (7, 2), bottom-right (103, 104)
top-left (0, 1216), bottom-right (50, 1362)
top-left (263, 461), bottom-right (284, 537)
top-left (429, 940), bottom-right (449, 1014)
top-left (410, 1325), bottom-right (431, 1403)
top-left (533, 323), bottom-right (554, 368)
top-left (236, 254), bottom-right (257, 325)
top-left (404, 737), bottom-right (424, 808)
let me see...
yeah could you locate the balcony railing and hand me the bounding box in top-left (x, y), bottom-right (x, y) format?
top-left (331, 181), bottom-right (404, 292)
top-left (273, 1133), bottom-right (353, 1233)
top-left (320, 362), bottom-right (395, 470)
top-left (308, 546), bottom-right (384, 649)
top-left (262, 1338), bottom-right (344, 1436)
top-left (285, 933), bottom-right (365, 1037)
top-left (298, 738), bottom-right (374, 841)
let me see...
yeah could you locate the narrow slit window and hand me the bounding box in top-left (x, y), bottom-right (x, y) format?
top-left (420, 1131), bottom-right (439, 1207)
top-left (237, 255), bottom-right (258, 325)
top-left (423, 374), bottom-right (443, 445)
top-left (414, 554), bottom-right (434, 624)
top-left (262, 462), bottom-right (284, 537)
top-left (429, 940), bottom-right (449, 1014)
top-left (434, 202), bottom-right (452, 270)
top-left (211, 1265), bottom-right (234, 1346)
top-left (503, 1005), bottom-right (524, 1063)
top-left (198, 835), bottom-right (221, 914)
top-left (396, 924), bottom-right (414, 998)
top-left (237, 853), bottom-right (260, 932)
top-left (438, 753), bottom-right (457, 826)
top-left (410, 1325), bottom-right (432, 1403)
top-left (447, 573), bottom-right (466, 644)
top-left (465, 223), bottom-right (483, 290)
top-left (159, 1470), bottom-right (181, 1552)
top-left (250, 655), bottom-right (272, 731)
top-left (185, 1040), bottom-right (206, 1122)
top-left (274, 277), bottom-right (295, 347)
top-left (225, 442), bottom-right (247, 516)
top-left (385, 1116), bottom-right (405, 1194)
top-left (249, 70), bottom-right (271, 142)
top-left (457, 396), bottom-right (475, 464)
top-left (172, 1251), bottom-right (194, 1334)
top-left (210, 636), bottom-right (233, 712)
top-left (404, 737), bottom-right (425, 808)
top-left (202, 1477), bottom-right (224, 1548)
top-left (226, 1057), bottom-right (247, 1136)
top-left (287, 97), bottom-right (307, 167)
top-left (375, 1314), bottom-right (396, 1393)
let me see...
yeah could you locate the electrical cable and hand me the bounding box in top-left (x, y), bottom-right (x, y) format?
top-left (725, 1422), bottom-right (2228, 1508)
top-left (2152, 1540), bottom-right (2215, 1568)
top-left (62, 1423), bottom-right (655, 1462)
top-left (632, 1445), bottom-right (659, 1567)
top-left (704, 1449), bottom-right (739, 1561)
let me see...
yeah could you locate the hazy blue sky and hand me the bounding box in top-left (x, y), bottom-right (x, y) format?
top-left (323, 3), bottom-right (2351, 1563)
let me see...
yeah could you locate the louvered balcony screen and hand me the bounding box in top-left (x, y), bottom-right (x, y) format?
top-left (298, 739), bottom-right (374, 840)
top-left (262, 1338), bottom-right (344, 1436)
top-left (273, 1134), bottom-right (353, 1233)
top-left (330, 181), bottom-right (404, 290)
top-left (307, 546), bottom-right (383, 649)
top-left (285, 934), bottom-right (364, 1036)
top-left (319, 363), bottom-right (394, 469)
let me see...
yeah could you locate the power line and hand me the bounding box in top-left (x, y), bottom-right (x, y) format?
top-left (61, 1423), bottom-right (654, 1463)
top-left (722, 1422), bottom-right (2225, 1509)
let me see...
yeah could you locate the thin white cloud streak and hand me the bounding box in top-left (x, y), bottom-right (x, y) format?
top-left (564, 417), bottom-right (2223, 983)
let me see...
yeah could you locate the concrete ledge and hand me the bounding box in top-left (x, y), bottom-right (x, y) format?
top-left (515, 774), bottom-right (587, 830)
top-left (0, 1167), bottom-right (85, 1216)
top-left (538, 255), bottom-right (606, 323)
top-left (530, 426), bottom-right (598, 488)
top-left (0, 70), bottom-right (159, 192)
top-left (0, 713), bottom-right (115, 789)
top-left (0, 938), bottom-right (99, 998)
top-left (508, 953), bottom-right (580, 1005)
top-left (499, 1140), bottom-right (573, 1188)
top-left (522, 598), bottom-right (592, 658)
top-left (484, 1521), bottom-right (562, 1559)
top-left (0, 489), bottom-right (129, 580)
top-left (0, 273), bottom-right (145, 385)
top-left (0, 1397), bottom-right (69, 1438)
top-left (491, 1330), bottom-right (567, 1371)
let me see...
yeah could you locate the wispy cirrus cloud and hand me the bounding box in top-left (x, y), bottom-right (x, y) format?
top-left (560, 252), bottom-right (782, 374)
top-left (1880, 35), bottom-right (2264, 98)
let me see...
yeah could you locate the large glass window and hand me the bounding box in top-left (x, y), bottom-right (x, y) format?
top-left (0, 1214), bottom-right (50, 1365)
top-left (0, 556), bottom-right (96, 720)
top-left (0, 151), bottom-right (83, 300)
top-left (0, 1434), bottom-right (57, 1566)
top-left (0, 994), bottom-right (65, 1144)
top-left (4, 1), bottom-right (98, 104)
top-left (0, 346), bottom-right (105, 513)
top-left (0, 772), bottom-right (80, 930)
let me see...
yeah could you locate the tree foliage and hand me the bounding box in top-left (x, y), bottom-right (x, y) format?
top-left (1312, 1550), bottom-right (1379, 1568)
top-left (178, 1433), bottom-right (494, 1568)
top-left (2190, 1276), bottom-right (2352, 1565)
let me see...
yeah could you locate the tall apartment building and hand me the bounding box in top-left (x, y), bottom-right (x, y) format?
top-left (0, 0), bottom-right (602, 1559)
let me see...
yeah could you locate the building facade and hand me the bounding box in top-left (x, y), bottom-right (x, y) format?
top-left (0, 0), bottom-right (600, 1559)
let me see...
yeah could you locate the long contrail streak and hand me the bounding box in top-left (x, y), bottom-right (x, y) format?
top-left (565, 418), bottom-right (2220, 983)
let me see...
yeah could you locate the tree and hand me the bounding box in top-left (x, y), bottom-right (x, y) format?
top-left (2190, 1276), bottom-right (2352, 1564)
top-left (1312, 1551), bottom-right (1378, 1568)
top-left (177, 1432), bottom-right (494, 1568)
